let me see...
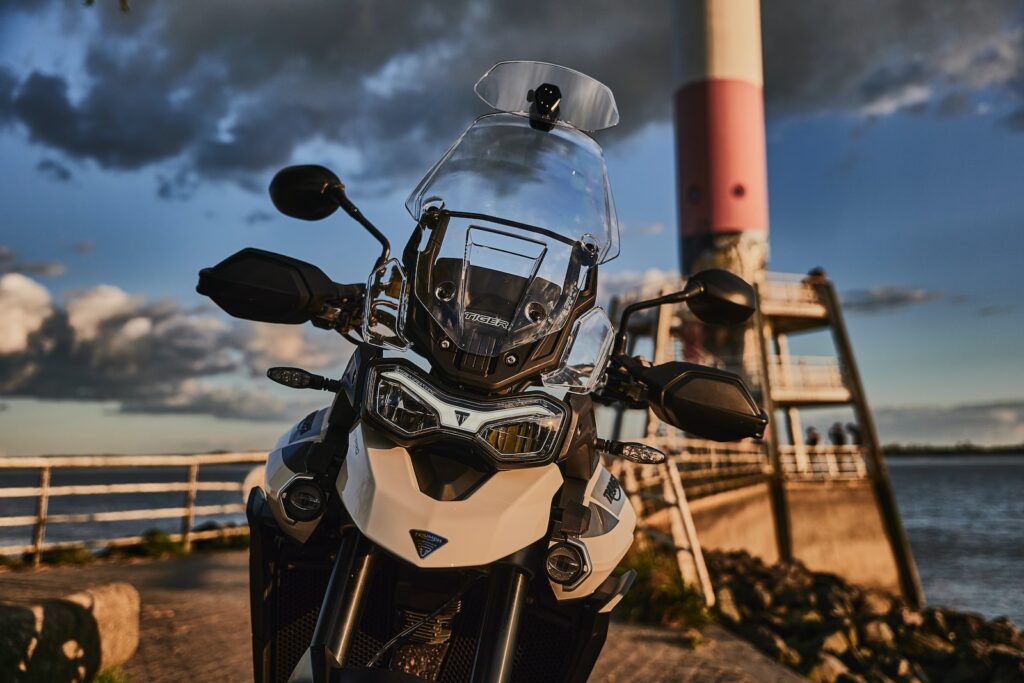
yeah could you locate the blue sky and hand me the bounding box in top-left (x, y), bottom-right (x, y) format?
top-left (1, 1), bottom-right (1022, 453)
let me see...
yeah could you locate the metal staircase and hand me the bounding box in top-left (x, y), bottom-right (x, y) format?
top-left (609, 271), bottom-right (924, 607)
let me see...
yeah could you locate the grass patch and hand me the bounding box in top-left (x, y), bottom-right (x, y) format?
top-left (106, 529), bottom-right (184, 559)
top-left (95, 667), bottom-right (130, 683)
top-left (615, 544), bottom-right (710, 630)
top-left (193, 522), bottom-right (250, 552)
top-left (38, 546), bottom-right (96, 566)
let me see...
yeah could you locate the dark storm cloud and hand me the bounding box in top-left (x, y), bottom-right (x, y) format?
top-left (36, 158), bottom-right (72, 182)
top-left (0, 275), bottom-right (348, 420)
top-left (0, 0), bottom-right (1021, 192)
top-left (841, 287), bottom-right (947, 313)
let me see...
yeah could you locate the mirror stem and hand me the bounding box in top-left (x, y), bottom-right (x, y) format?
top-left (612, 280), bottom-right (704, 356)
top-left (326, 184), bottom-right (391, 270)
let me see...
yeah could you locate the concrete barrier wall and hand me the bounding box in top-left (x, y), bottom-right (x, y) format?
top-left (690, 480), bottom-right (901, 595)
top-left (785, 480), bottom-right (901, 593)
top-left (689, 483), bottom-right (779, 565)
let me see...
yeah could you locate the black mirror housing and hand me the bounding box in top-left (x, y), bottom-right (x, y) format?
top-left (269, 165), bottom-right (342, 221)
top-left (686, 269), bottom-right (757, 326)
top-left (640, 361), bottom-right (767, 442)
top-left (196, 248), bottom-right (337, 324)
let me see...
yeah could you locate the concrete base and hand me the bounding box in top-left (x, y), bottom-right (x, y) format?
top-left (0, 582), bottom-right (139, 682)
top-left (785, 480), bottom-right (901, 593)
top-left (689, 483), bottom-right (779, 566)
top-left (690, 480), bottom-right (902, 595)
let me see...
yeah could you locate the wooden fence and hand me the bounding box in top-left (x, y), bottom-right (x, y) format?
top-left (0, 452), bottom-right (266, 565)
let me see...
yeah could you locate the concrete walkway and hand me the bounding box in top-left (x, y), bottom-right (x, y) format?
top-left (0, 552), bottom-right (800, 682)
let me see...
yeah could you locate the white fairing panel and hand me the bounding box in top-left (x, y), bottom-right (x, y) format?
top-left (550, 464), bottom-right (636, 601)
top-left (339, 421), bottom-right (563, 568)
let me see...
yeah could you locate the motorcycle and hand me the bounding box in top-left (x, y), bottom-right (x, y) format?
top-left (196, 61), bottom-right (767, 683)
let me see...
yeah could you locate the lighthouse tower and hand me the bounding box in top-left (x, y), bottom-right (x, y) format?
top-left (674, 0), bottom-right (769, 283)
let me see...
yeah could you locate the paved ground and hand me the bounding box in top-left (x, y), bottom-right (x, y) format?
top-left (0, 552), bottom-right (800, 682)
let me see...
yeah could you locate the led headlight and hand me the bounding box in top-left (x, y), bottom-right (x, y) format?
top-left (365, 362), bottom-right (568, 466)
top-left (478, 415), bottom-right (562, 463)
top-left (374, 372), bottom-right (440, 436)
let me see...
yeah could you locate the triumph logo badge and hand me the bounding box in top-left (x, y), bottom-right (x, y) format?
top-left (454, 410), bottom-right (470, 426)
top-left (602, 476), bottom-right (622, 504)
top-left (410, 529), bottom-right (448, 559)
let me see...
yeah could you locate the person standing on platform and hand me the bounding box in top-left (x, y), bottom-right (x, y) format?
top-left (829, 422), bottom-right (847, 446)
top-left (806, 426), bottom-right (820, 450)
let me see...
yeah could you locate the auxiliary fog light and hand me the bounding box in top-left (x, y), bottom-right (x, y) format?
top-left (545, 541), bottom-right (590, 587)
top-left (282, 478), bottom-right (326, 522)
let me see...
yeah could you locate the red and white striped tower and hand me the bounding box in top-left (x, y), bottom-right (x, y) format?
top-left (673, 0), bottom-right (769, 381)
top-left (674, 0), bottom-right (769, 282)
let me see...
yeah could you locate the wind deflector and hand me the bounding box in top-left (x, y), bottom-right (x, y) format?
top-left (474, 61), bottom-right (619, 132)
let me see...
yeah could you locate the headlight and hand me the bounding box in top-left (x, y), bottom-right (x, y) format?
top-left (374, 373), bottom-right (440, 435)
top-left (478, 415), bottom-right (562, 463)
top-left (365, 362), bottom-right (567, 466)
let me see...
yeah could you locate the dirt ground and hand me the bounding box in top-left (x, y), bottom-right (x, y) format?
top-left (0, 551), bottom-right (800, 682)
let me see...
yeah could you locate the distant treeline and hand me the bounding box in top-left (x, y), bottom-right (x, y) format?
top-left (883, 442), bottom-right (1024, 456)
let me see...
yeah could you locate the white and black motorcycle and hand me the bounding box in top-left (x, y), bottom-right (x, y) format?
top-left (197, 62), bottom-right (767, 683)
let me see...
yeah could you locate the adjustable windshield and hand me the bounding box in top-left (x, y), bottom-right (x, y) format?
top-left (406, 113), bottom-right (619, 262)
top-left (404, 62), bottom-right (620, 358)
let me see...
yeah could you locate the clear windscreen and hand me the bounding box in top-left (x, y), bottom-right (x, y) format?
top-left (414, 216), bottom-right (591, 357)
top-left (406, 113), bottom-right (619, 262)
top-left (474, 61), bottom-right (620, 132)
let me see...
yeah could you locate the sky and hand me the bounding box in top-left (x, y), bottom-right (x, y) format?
top-left (0, 0), bottom-right (1022, 454)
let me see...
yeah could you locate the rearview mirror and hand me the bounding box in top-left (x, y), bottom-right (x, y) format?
top-left (197, 248), bottom-right (338, 324)
top-left (269, 165), bottom-right (342, 221)
top-left (686, 269), bottom-right (757, 326)
top-left (640, 361), bottom-right (767, 442)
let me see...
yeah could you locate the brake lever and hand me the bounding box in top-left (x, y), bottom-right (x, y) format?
top-left (593, 355), bottom-right (649, 409)
top-left (311, 282), bottom-right (366, 333)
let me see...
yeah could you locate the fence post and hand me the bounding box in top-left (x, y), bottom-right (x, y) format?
top-left (32, 467), bottom-right (51, 567)
top-left (181, 463), bottom-right (199, 553)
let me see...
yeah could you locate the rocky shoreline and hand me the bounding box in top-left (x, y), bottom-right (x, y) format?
top-left (705, 550), bottom-right (1024, 683)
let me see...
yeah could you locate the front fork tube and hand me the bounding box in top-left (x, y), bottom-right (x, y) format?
top-left (309, 529), bottom-right (375, 681)
top-left (470, 564), bottom-right (529, 683)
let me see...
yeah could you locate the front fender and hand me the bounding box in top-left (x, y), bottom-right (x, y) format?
top-left (338, 421), bottom-right (563, 568)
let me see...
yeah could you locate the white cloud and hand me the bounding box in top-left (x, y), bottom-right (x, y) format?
top-left (0, 273), bottom-right (52, 354)
top-left (860, 84), bottom-right (933, 118)
top-left (242, 323), bottom-right (348, 375)
top-left (0, 275), bottom-right (350, 421)
top-left (64, 284), bottom-right (141, 342)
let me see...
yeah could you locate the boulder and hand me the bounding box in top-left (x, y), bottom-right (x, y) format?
top-left (821, 630), bottom-right (850, 656)
top-left (808, 653), bottom-right (849, 683)
top-left (894, 606), bottom-right (924, 629)
top-left (716, 587), bottom-right (743, 625)
top-left (860, 590), bottom-right (893, 618)
top-left (0, 582), bottom-right (139, 682)
top-left (903, 630), bottom-right (956, 662)
top-left (861, 620), bottom-right (896, 651)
